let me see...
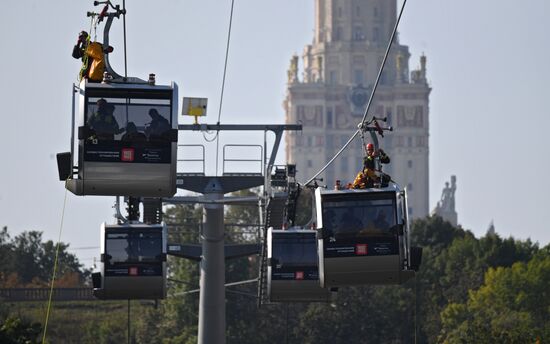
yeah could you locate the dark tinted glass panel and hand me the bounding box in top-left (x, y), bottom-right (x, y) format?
top-left (322, 193), bottom-right (397, 238)
top-left (106, 233), bottom-right (129, 264)
top-left (85, 96), bottom-right (171, 143)
top-left (129, 232), bottom-right (162, 262)
top-left (272, 235), bottom-right (317, 267)
top-left (106, 231), bottom-right (162, 264)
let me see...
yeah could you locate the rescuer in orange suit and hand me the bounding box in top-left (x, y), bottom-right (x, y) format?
top-left (352, 143), bottom-right (390, 188)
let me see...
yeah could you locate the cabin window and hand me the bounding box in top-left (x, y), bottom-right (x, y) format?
top-left (105, 232), bottom-right (130, 264)
top-left (272, 235), bottom-right (317, 267)
top-left (322, 193), bottom-right (397, 238)
top-left (106, 231), bottom-right (162, 264)
top-left (85, 92), bottom-right (172, 143)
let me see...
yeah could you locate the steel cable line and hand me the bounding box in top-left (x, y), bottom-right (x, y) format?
top-left (303, 0), bottom-right (408, 186)
top-left (41, 187), bottom-right (69, 344)
top-left (215, 0), bottom-right (236, 176)
top-left (122, 0), bottom-right (127, 78)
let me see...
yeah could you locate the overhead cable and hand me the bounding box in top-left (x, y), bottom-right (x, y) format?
top-left (215, 0), bottom-right (236, 176)
top-left (303, 0), bottom-right (409, 186)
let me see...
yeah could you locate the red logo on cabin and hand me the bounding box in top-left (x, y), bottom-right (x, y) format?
top-left (356, 244), bottom-right (368, 255)
top-left (121, 148), bottom-right (135, 162)
top-left (295, 271), bottom-right (304, 280)
top-left (129, 267), bottom-right (138, 276)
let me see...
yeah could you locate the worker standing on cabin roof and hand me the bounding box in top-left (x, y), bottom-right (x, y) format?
top-left (72, 31), bottom-right (89, 61)
top-left (352, 143), bottom-right (391, 189)
top-left (72, 31), bottom-right (107, 82)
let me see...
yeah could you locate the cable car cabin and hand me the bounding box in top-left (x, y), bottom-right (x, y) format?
top-left (267, 227), bottom-right (333, 302)
top-left (315, 186), bottom-right (416, 287)
top-left (64, 80), bottom-right (178, 197)
top-left (92, 223), bottom-right (167, 300)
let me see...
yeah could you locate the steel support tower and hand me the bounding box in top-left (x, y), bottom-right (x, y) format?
top-left (172, 124), bottom-right (301, 344)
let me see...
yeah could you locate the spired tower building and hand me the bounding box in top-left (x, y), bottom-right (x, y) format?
top-left (285, 0), bottom-right (431, 218)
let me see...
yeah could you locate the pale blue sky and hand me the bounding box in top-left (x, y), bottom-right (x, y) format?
top-left (0, 1), bottom-right (548, 266)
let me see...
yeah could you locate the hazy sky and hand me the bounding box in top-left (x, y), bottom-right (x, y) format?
top-left (0, 1), bottom-right (548, 266)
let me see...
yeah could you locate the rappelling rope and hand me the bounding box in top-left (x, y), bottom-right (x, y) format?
top-left (41, 185), bottom-right (69, 344)
top-left (122, 0), bottom-right (128, 78)
top-left (214, 0), bottom-right (236, 176)
top-left (303, 0), bottom-right (408, 186)
top-left (303, 129), bottom-right (361, 186)
top-left (414, 274), bottom-right (418, 344)
top-left (78, 16), bottom-right (95, 82)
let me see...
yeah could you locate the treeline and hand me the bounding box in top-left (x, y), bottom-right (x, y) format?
top-left (0, 226), bottom-right (87, 288)
top-left (2, 199), bottom-right (549, 343)
top-left (131, 200), bottom-right (550, 343)
top-left (0, 226), bottom-right (90, 344)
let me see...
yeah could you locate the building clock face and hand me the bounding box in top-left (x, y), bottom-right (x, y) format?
top-left (349, 86), bottom-right (372, 116)
top-left (351, 90), bottom-right (368, 108)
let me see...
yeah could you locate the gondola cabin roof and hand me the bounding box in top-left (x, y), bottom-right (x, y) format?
top-left (316, 183), bottom-right (402, 196)
top-left (63, 79), bottom-right (179, 197)
top-left (267, 227), bottom-right (332, 302)
top-left (93, 223), bottom-right (168, 300)
top-left (81, 79), bottom-right (175, 98)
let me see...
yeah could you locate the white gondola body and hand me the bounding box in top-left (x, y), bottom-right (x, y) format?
top-left (316, 186), bottom-right (415, 287)
top-left (94, 223), bottom-right (167, 300)
top-left (66, 80), bottom-right (178, 197)
top-left (267, 228), bottom-right (332, 302)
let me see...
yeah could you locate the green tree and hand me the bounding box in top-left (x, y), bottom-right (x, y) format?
top-left (440, 252), bottom-right (550, 343)
top-left (0, 316), bottom-right (42, 344)
top-left (297, 285), bottom-right (416, 344)
top-left (409, 216), bottom-right (539, 342)
top-left (0, 228), bottom-right (86, 287)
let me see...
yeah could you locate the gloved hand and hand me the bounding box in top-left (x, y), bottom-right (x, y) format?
top-left (77, 31), bottom-right (88, 44)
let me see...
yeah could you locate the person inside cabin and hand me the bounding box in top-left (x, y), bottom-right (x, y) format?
top-left (87, 99), bottom-right (121, 140)
top-left (352, 143), bottom-right (391, 188)
top-left (338, 208), bottom-right (362, 236)
top-left (323, 209), bottom-right (338, 237)
top-left (72, 31), bottom-right (107, 82)
top-left (373, 209), bottom-right (391, 233)
top-left (145, 109), bottom-right (171, 141)
top-left (121, 122), bottom-right (147, 143)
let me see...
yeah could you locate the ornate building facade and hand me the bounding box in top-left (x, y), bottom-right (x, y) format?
top-left (285, 0), bottom-right (431, 218)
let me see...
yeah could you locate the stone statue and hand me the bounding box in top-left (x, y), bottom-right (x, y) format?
top-left (439, 182), bottom-right (452, 212)
top-left (449, 175), bottom-right (456, 211)
top-left (432, 175), bottom-right (458, 226)
top-left (439, 176), bottom-right (456, 212)
top-left (316, 56), bottom-right (323, 82)
top-left (287, 55), bottom-right (299, 84)
top-left (396, 52), bottom-right (406, 83)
